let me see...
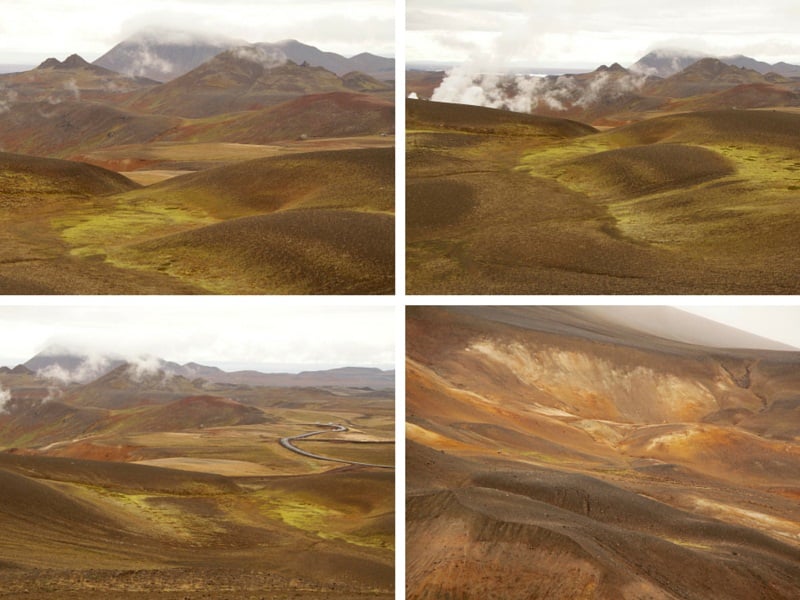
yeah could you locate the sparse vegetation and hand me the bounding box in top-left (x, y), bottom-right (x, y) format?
top-left (407, 100), bottom-right (800, 294)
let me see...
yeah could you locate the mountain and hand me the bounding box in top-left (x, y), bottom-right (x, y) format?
top-left (93, 30), bottom-right (235, 82)
top-left (267, 40), bottom-right (394, 81)
top-left (166, 92), bottom-right (394, 145)
top-left (92, 32), bottom-right (394, 83)
top-left (129, 47), bottom-right (359, 118)
top-left (633, 49), bottom-right (800, 78)
top-left (214, 366), bottom-right (395, 389)
top-left (0, 53), bottom-right (157, 105)
top-left (644, 57), bottom-right (770, 97)
top-left (631, 49), bottom-right (706, 77)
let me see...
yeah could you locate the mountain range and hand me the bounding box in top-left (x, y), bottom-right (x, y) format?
top-left (93, 32), bottom-right (394, 82)
top-left (10, 350), bottom-right (394, 390)
top-left (632, 48), bottom-right (800, 78)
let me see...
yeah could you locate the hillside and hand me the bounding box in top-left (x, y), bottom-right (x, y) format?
top-left (407, 306), bottom-right (800, 599)
top-left (169, 92), bottom-right (394, 145)
top-left (644, 58), bottom-right (773, 97)
top-left (0, 101), bottom-right (180, 158)
top-left (0, 151), bottom-right (138, 211)
top-left (129, 50), bottom-right (359, 118)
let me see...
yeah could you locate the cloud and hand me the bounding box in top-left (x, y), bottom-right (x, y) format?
top-left (125, 354), bottom-right (168, 382)
top-left (0, 86), bottom-right (17, 114)
top-left (0, 304), bottom-right (395, 373)
top-left (63, 78), bottom-right (80, 101)
top-left (37, 353), bottom-right (113, 384)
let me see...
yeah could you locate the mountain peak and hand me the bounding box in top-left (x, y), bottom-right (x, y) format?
top-left (62, 54), bottom-right (90, 69)
top-left (37, 57), bottom-right (62, 69)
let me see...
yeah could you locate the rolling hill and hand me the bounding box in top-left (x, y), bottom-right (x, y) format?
top-left (407, 93), bottom-right (800, 294)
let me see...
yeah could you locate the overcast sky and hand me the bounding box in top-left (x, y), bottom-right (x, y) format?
top-left (678, 306), bottom-right (800, 350)
top-left (0, 0), bottom-right (394, 64)
top-left (407, 0), bottom-right (800, 68)
top-left (0, 302), bottom-right (395, 372)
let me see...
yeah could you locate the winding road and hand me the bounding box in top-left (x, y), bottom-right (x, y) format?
top-left (279, 423), bottom-right (394, 469)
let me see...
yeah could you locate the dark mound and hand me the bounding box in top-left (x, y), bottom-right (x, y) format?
top-left (133, 395), bottom-right (267, 431)
top-left (605, 109), bottom-right (800, 148)
top-left (0, 399), bottom-right (107, 448)
top-left (407, 98), bottom-right (597, 137)
top-left (0, 452), bottom-right (239, 495)
top-left (683, 83), bottom-right (800, 111)
top-left (0, 151), bottom-right (139, 196)
top-left (142, 147), bottom-right (394, 216)
top-left (186, 93), bottom-right (394, 145)
top-left (135, 208), bottom-right (394, 294)
top-left (0, 467), bottom-right (118, 528)
top-left (0, 102), bottom-right (179, 158)
top-left (341, 71), bottom-right (393, 92)
top-left (562, 143), bottom-right (735, 197)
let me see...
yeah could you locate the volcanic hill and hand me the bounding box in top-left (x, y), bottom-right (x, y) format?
top-left (407, 306), bottom-right (800, 599)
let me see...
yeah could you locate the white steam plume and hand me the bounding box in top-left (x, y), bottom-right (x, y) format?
top-left (232, 45), bottom-right (287, 69)
top-left (432, 65), bottom-right (647, 114)
top-left (0, 86), bottom-right (17, 114)
top-left (63, 78), bottom-right (80, 101)
top-left (0, 385), bottom-right (11, 413)
top-left (125, 355), bottom-right (168, 382)
top-left (37, 354), bottom-right (112, 384)
top-left (129, 46), bottom-right (174, 78)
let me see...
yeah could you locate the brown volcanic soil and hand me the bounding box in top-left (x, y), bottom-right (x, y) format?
top-left (0, 151), bottom-right (138, 198)
top-left (408, 97), bottom-right (598, 137)
top-left (407, 307), bottom-right (800, 599)
top-left (560, 143), bottom-right (735, 198)
top-left (172, 91), bottom-right (394, 145)
top-left (121, 208), bottom-right (394, 294)
top-left (0, 101), bottom-right (180, 158)
top-left (408, 101), bottom-right (800, 294)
